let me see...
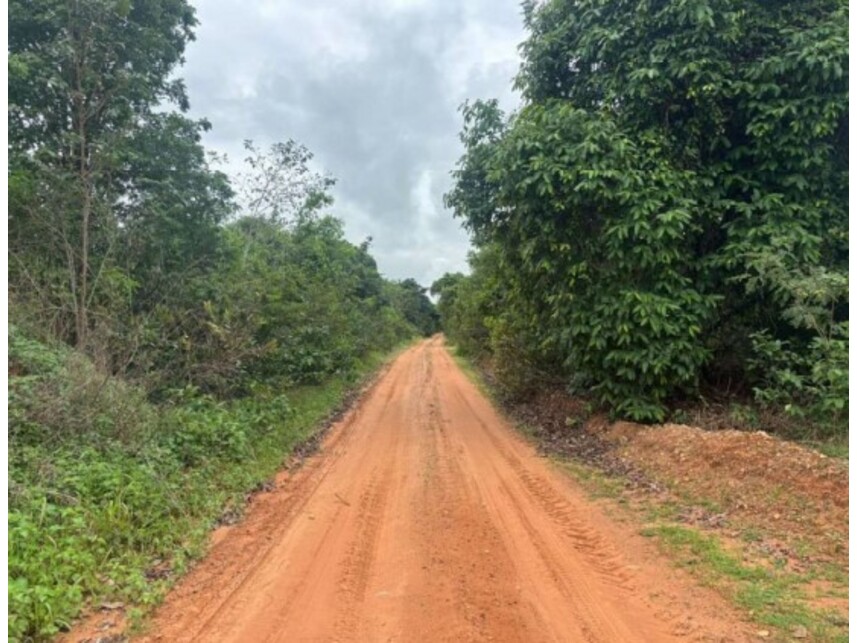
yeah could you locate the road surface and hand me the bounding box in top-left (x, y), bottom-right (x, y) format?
top-left (137, 337), bottom-right (746, 642)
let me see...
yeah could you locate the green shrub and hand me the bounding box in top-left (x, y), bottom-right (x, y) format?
top-left (9, 324), bottom-right (64, 376)
top-left (744, 260), bottom-right (848, 434)
top-left (487, 313), bottom-right (544, 401)
top-left (163, 396), bottom-right (251, 466)
top-left (9, 346), bottom-right (156, 446)
top-left (7, 328), bottom-right (396, 641)
top-left (749, 324), bottom-right (848, 435)
top-left (9, 509), bottom-right (91, 641)
top-left (8, 446), bottom-right (181, 642)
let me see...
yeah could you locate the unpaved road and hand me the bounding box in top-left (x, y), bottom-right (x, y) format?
top-left (136, 338), bottom-right (749, 642)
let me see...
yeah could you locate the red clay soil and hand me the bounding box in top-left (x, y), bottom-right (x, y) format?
top-left (67, 338), bottom-right (753, 642)
top-left (596, 421), bottom-right (848, 564)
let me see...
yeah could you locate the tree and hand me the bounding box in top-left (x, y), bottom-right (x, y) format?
top-left (116, 113), bottom-right (234, 309)
top-left (430, 272), bottom-right (465, 332)
top-left (9, 0), bottom-right (198, 348)
top-left (390, 279), bottom-right (440, 337)
top-left (447, 0), bottom-right (848, 421)
top-left (238, 140), bottom-right (335, 226)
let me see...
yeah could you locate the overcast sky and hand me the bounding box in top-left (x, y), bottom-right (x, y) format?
top-left (180, 0), bottom-right (525, 287)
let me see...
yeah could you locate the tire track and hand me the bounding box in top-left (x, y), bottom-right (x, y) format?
top-left (407, 379), bottom-right (535, 642)
top-left (448, 381), bottom-right (635, 592)
top-left (82, 338), bottom-right (753, 643)
top-left (335, 469), bottom-right (393, 639)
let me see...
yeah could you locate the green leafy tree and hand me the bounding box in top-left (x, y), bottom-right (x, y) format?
top-left (9, 0), bottom-right (199, 349)
top-left (447, 0), bottom-right (847, 422)
top-left (389, 279), bottom-right (440, 337)
top-left (116, 113), bottom-right (234, 310)
top-left (430, 272), bottom-right (465, 332)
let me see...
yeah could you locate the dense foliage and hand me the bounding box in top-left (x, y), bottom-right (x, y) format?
top-left (8, 0), bottom-right (434, 385)
top-left (441, 0), bottom-right (847, 425)
top-left (8, 1), bottom-right (435, 639)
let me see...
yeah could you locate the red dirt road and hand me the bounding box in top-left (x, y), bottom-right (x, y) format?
top-left (136, 338), bottom-right (749, 642)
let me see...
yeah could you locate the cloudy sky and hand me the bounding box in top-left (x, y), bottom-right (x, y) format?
top-left (180, 0), bottom-right (525, 287)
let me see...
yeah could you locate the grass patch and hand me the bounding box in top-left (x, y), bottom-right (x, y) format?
top-left (552, 459), bottom-right (624, 499)
top-left (805, 438), bottom-right (848, 460)
top-left (641, 524), bottom-right (848, 642)
top-left (8, 337), bottom-right (410, 642)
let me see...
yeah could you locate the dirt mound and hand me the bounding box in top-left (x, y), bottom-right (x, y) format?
top-left (510, 385), bottom-right (848, 567)
top-left (595, 422), bottom-right (848, 562)
top-left (484, 380), bottom-right (848, 637)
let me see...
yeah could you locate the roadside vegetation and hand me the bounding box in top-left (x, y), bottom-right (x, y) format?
top-left (434, 0), bottom-right (848, 443)
top-left (8, 1), bottom-right (437, 639)
top-left (9, 331), bottom-right (408, 640)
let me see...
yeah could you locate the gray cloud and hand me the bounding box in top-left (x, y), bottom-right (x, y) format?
top-left (181, 0), bottom-right (524, 286)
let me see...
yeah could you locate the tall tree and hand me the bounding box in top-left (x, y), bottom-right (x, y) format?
top-left (116, 113), bottom-right (234, 310)
top-left (447, 0), bottom-right (848, 420)
top-left (9, 0), bottom-right (198, 348)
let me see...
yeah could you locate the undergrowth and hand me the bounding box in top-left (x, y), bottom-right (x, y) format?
top-left (8, 326), bottom-right (407, 641)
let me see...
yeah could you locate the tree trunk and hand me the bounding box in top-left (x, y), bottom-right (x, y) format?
top-left (74, 40), bottom-right (90, 350)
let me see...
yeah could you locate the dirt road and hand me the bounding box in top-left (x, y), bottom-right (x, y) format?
top-left (138, 338), bottom-right (748, 642)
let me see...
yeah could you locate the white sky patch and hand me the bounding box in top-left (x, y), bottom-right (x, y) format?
top-left (412, 169), bottom-right (436, 241)
top-left (442, 19), bottom-right (522, 109)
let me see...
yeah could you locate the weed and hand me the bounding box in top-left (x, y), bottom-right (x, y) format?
top-left (728, 403), bottom-right (761, 429)
top-left (642, 524), bottom-right (848, 641)
top-left (741, 527), bottom-right (764, 543)
top-left (553, 459), bottom-right (623, 499)
top-left (8, 337), bottom-right (407, 641)
top-left (807, 439), bottom-right (849, 460)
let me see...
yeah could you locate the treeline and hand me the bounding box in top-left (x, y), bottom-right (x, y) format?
top-left (8, 1), bottom-right (436, 639)
top-left (435, 0), bottom-right (847, 431)
top-left (8, 0), bottom-right (437, 393)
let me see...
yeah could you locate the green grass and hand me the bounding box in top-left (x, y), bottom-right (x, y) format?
top-left (8, 340), bottom-right (410, 642)
top-left (641, 524), bottom-right (848, 642)
top-left (552, 459), bottom-right (624, 500)
top-left (806, 438), bottom-right (849, 460)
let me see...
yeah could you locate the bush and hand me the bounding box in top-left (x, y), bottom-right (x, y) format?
top-left (162, 398), bottom-right (250, 467)
top-left (9, 328), bottom-right (156, 446)
top-left (744, 260), bottom-right (848, 435)
top-left (749, 324), bottom-right (848, 435)
top-left (487, 313), bottom-right (544, 402)
top-left (9, 446), bottom-right (184, 642)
